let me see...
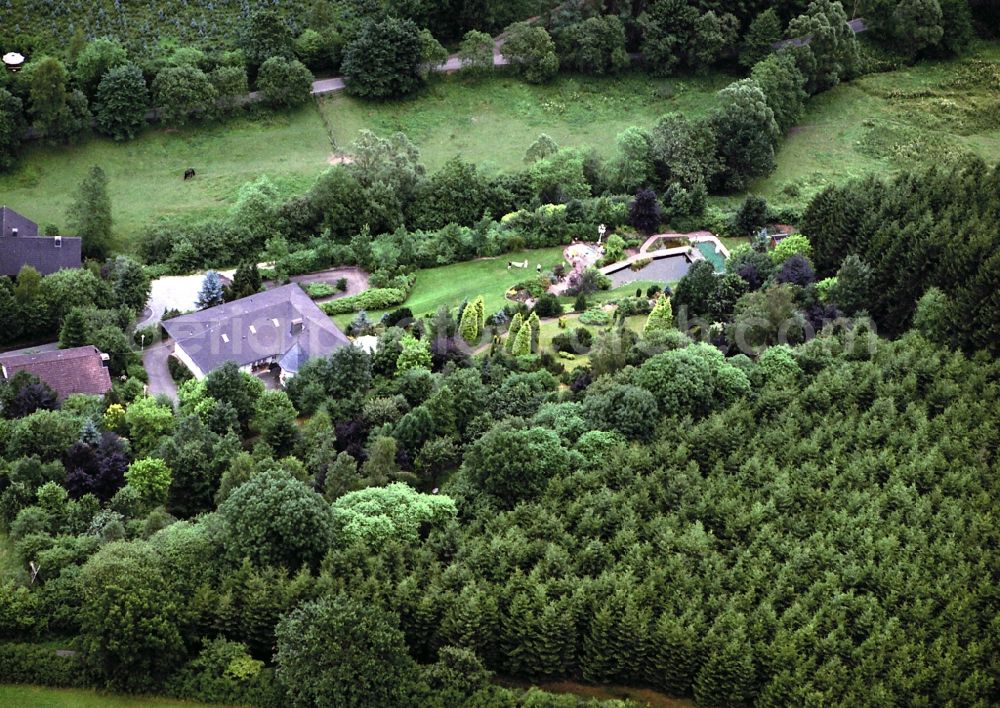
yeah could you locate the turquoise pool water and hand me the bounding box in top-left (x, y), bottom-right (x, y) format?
top-left (696, 242), bottom-right (726, 272)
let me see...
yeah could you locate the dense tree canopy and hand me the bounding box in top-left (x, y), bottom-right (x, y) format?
top-left (342, 17), bottom-right (425, 99)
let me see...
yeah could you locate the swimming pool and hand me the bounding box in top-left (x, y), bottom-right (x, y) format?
top-left (695, 242), bottom-right (726, 272)
top-left (606, 254), bottom-right (692, 287)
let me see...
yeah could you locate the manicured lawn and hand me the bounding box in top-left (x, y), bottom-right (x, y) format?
top-left (746, 40), bottom-right (1000, 210)
top-left (319, 70), bottom-right (734, 172)
top-left (0, 685), bottom-right (212, 707)
top-left (332, 246), bottom-right (569, 329)
top-left (0, 107), bottom-right (332, 253)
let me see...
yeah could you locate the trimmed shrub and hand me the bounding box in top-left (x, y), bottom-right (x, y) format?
top-left (532, 292), bottom-right (563, 318)
top-left (304, 282), bottom-right (337, 299)
top-left (167, 356), bottom-right (194, 384)
top-left (579, 308), bottom-right (611, 326)
top-left (322, 288), bottom-right (408, 315)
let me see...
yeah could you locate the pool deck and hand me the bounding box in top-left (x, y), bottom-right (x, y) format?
top-left (638, 231), bottom-right (731, 260)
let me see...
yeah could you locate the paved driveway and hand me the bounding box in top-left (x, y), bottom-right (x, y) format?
top-left (138, 270), bottom-right (234, 329)
top-left (142, 340), bottom-right (177, 401)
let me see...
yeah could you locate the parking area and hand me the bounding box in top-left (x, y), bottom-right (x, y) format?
top-left (138, 270), bottom-right (234, 328)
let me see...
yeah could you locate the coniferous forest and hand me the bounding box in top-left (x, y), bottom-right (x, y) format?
top-left (1, 160), bottom-right (998, 705)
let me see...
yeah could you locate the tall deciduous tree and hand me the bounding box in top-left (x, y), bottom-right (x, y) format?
top-left (464, 424), bottom-right (571, 507)
top-left (750, 53), bottom-right (808, 134)
top-left (153, 65), bottom-right (217, 127)
top-left (95, 64), bottom-right (148, 141)
top-left (342, 17), bottom-right (424, 99)
top-left (709, 79), bottom-right (779, 192)
top-left (786, 0), bottom-right (859, 94)
top-left (74, 37), bottom-right (128, 98)
top-left (219, 467), bottom-right (333, 570)
top-left (256, 57), bottom-right (313, 107)
top-left (459, 30), bottom-right (495, 74)
top-left (275, 596), bottom-right (421, 706)
top-left (502, 22), bottom-right (559, 84)
top-left (741, 8), bottom-right (782, 67)
top-left (239, 8), bottom-right (294, 68)
top-left (79, 541), bottom-right (186, 690)
top-left (606, 127), bottom-right (653, 193)
top-left (67, 165), bottom-right (113, 259)
top-left (557, 15), bottom-right (629, 75)
top-left (28, 57), bottom-right (71, 139)
top-left (0, 88), bottom-right (25, 171)
top-left (125, 458), bottom-right (172, 507)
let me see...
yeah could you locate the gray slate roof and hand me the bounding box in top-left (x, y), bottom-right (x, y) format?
top-left (1, 206), bottom-right (39, 238)
top-left (0, 206), bottom-right (83, 276)
top-left (162, 283), bottom-right (349, 375)
top-left (0, 345), bottom-right (113, 400)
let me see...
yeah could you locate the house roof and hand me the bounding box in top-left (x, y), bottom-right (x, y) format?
top-left (0, 345), bottom-right (113, 400)
top-left (1, 206), bottom-right (39, 238)
top-left (162, 283), bottom-right (350, 375)
top-left (0, 206), bottom-right (83, 276)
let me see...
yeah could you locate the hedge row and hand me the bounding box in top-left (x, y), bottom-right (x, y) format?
top-left (320, 288), bottom-right (409, 315)
top-left (0, 642), bottom-right (88, 688)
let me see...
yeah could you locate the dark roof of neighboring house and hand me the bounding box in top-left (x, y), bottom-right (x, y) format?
top-left (162, 283), bottom-right (350, 375)
top-left (0, 345), bottom-right (113, 400)
top-left (1, 206), bottom-right (39, 238)
top-left (0, 206), bottom-right (83, 277)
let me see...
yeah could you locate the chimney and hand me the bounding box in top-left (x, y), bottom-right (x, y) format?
top-left (290, 318), bottom-right (303, 335)
top-left (11, 227), bottom-right (17, 237)
top-left (54, 235), bottom-right (62, 248)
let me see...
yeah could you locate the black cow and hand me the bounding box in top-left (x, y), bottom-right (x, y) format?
top-left (183, 168), bottom-right (196, 180)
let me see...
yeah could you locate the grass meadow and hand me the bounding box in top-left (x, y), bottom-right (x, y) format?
top-left (319, 70), bottom-right (733, 172)
top-left (0, 43), bottom-right (996, 253)
top-left (0, 106), bottom-right (332, 253)
top-left (744, 41), bottom-right (1000, 209)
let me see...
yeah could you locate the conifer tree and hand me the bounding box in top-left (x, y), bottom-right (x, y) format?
top-left (527, 311), bottom-right (541, 353)
top-left (505, 313), bottom-right (524, 352)
top-left (459, 300), bottom-right (481, 344)
top-left (196, 271), bottom-right (225, 310)
top-left (644, 295), bottom-right (674, 335)
top-left (230, 261), bottom-right (262, 300)
top-left (67, 165), bottom-right (113, 260)
top-left (473, 296), bottom-right (485, 332)
top-left (511, 320), bottom-right (533, 356)
top-left (59, 307), bottom-right (90, 347)
top-left (582, 604), bottom-right (618, 682)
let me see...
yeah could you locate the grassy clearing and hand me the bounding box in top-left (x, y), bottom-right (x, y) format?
top-left (319, 70), bottom-right (733, 172)
top-left (746, 41), bottom-right (1000, 210)
top-left (0, 685), bottom-right (211, 707)
top-left (0, 107), bottom-right (332, 253)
